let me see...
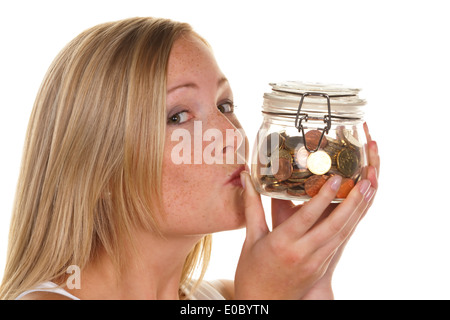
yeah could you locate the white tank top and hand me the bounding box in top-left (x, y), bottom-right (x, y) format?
top-left (15, 281), bottom-right (80, 300)
top-left (15, 280), bottom-right (226, 300)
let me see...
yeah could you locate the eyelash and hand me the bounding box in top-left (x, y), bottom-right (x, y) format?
top-left (167, 100), bottom-right (235, 125)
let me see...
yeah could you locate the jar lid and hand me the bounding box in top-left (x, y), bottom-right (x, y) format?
top-left (263, 81), bottom-right (366, 118)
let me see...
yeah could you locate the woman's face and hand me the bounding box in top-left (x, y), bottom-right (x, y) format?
top-left (160, 34), bottom-right (249, 236)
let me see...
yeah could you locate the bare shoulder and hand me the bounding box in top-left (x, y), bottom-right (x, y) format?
top-left (212, 279), bottom-right (234, 300)
top-left (18, 291), bottom-right (73, 300)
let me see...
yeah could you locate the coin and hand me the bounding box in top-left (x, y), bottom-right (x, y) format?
top-left (273, 158), bottom-right (292, 181)
top-left (336, 148), bottom-right (359, 178)
top-left (295, 146), bottom-right (310, 169)
top-left (261, 175), bottom-right (277, 185)
top-left (270, 148), bottom-right (292, 165)
top-left (265, 182), bottom-right (287, 192)
top-left (335, 177), bottom-right (355, 198)
top-left (335, 125), bottom-right (346, 144)
top-left (285, 179), bottom-right (306, 188)
top-left (323, 143), bottom-right (342, 166)
top-left (287, 187), bottom-right (306, 197)
top-left (290, 169), bottom-right (312, 179)
top-left (305, 175), bottom-right (329, 197)
top-left (285, 135), bottom-right (303, 153)
top-left (286, 177), bottom-right (308, 183)
top-left (305, 130), bottom-right (328, 151)
top-left (256, 127), bottom-right (361, 202)
top-left (343, 130), bottom-right (362, 149)
top-left (270, 149), bottom-right (293, 181)
top-left (306, 150), bottom-right (332, 175)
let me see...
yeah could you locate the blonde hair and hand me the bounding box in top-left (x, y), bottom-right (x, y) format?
top-left (0, 17), bottom-right (212, 300)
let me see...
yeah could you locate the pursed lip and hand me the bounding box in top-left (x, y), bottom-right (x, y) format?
top-left (225, 165), bottom-right (247, 186)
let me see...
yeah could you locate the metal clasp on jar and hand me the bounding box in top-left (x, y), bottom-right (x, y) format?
top-left (294, 92), bottom-right (332, 153)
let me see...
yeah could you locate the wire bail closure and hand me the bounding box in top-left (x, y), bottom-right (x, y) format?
top-left (294, 92), bottom-right (332, 153)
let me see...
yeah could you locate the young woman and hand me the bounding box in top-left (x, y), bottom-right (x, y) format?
top-left (0, 17), bottom-right (379, 300)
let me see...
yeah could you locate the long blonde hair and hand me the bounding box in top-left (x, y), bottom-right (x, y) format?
top-left (0, 17), bottom-right (212, 300)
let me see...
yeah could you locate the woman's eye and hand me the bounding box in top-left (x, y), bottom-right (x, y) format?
top-left (168, 111), bottom-right (190, 124)
top-left (217, 101), bottom-right (234, 114)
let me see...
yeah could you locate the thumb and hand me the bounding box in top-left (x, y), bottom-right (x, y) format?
top-left (240, 171), bottom-right (269, 243)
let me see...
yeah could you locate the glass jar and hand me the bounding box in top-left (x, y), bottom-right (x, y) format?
top-left (251, 81), bottom-right (369, 203)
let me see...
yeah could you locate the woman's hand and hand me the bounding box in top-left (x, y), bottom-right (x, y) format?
top-left (298, 122), bottom-right (380, 299)
top-left (234, 123), bottom-right (379, 300)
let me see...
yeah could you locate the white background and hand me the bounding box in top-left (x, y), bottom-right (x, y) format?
top-left (1, 0), bottom-right (449, 299)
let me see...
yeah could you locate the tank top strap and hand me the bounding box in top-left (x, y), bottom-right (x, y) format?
top-left (15, 281), bottom-right (80, 300)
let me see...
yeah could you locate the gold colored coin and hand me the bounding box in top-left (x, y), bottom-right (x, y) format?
top-left (306, 150), bottom-right (332, 175)
top-left (343, 130), bottom-right (362, 149)
top-left (336, 148), bottom-right (359, 177)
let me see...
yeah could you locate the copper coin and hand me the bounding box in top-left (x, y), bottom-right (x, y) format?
top-left (305, 130), bottom-right (328, 151)
top-left (265, 182), bottom-right (287, 192)
top-left (287, 187), bottom-right (306, 197)
top-left (285, 179), bottom-right (306, 188)
top-left (270, 149), bottom-right (293, 181)
top-left (272, 157), bottom-right (293, 181)
top-left (305, 175), bottom-right (329, 197)
top-left (336, 177), bottom-right (355, 198)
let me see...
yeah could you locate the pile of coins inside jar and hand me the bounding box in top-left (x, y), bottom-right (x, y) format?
top-left (255, 127), bottom-right (363, 200)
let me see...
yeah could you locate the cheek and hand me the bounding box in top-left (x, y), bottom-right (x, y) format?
top-left (160, 131), bottom-right (246, 233)
top-left (161, 159), bottom-right (206, 214)
top-left (160, 141), bottom-right (216, 225)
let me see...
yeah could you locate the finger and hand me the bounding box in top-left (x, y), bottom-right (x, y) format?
top-left (363, 122), bottom-right (372, 142)
top-left (240, 171), bottom-right (269, 243)
top-left (357, 185), bottom-right (376, 221)
top-left (303, 179), bottom-right (371, 247)
top-left (312, 185), bottom-right (375, 261)
top-left (368, 140), bottom-right (380, 178)
top-left (366, 165), bottom-right (378, 190)
top-left (277, 175), bottom-right (342, 239)
top-left (364, 122), bottom-right (380, 177)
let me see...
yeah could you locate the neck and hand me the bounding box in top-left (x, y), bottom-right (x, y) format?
top-left (66, 230), bottom-right (204, 299)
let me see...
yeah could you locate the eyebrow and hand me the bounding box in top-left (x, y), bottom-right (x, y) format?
top-left (167, 77), bottom-right (229, 94)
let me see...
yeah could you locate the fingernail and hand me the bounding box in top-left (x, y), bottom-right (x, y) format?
top-left (329, 175), bottom-right (342, 192)
top-left (364, 122), bottom-right (372, 140)
top-left (240, 171), bottom-right (247, 189)
top-left (363, 122), bottom-right (369, 132)
top-left (359, 180), bottom-right (371, 195)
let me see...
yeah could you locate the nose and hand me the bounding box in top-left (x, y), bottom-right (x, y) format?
top-left (205, 112), bottom-right (246, 165)
top-left (223, 121), bottom-right (245, 165)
